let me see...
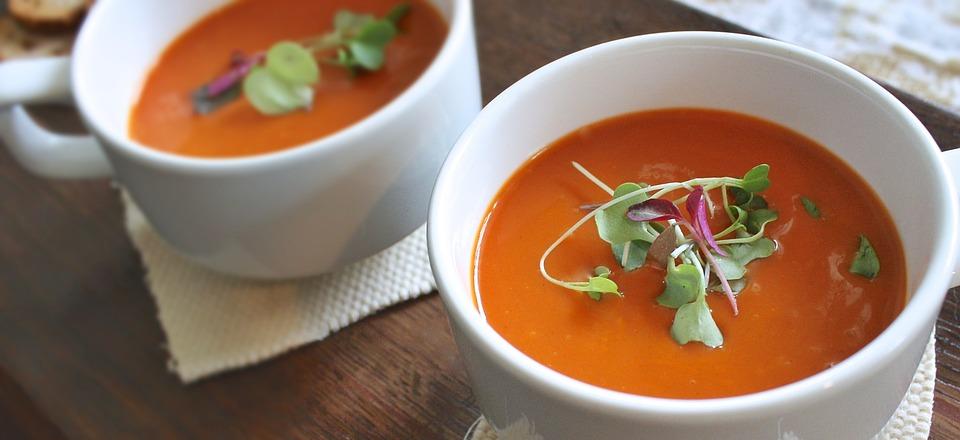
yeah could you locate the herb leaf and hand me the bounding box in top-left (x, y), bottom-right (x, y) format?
top-left (710, 277), bottom-right (746, 295)
top-left (334, 10), bottom-right (376, 34)
top-left (850, 235), bottom-right (880, 279)
top-left (714, 205), bottom-right (748, 237)
top-left (741, 164), bottom-right (771, 193)
top-left (800, 196), bottom-right (822, 219)
top-left (730, 187), bottom-right (751, 206)
top-left (597, 183), bottom-right (656, 244)
top-left (346, 20), bottom-right (398, 70)
top-left (727, 238), bottom-right (776, 265)
top-left (713, 254), bottom-right (747, 280)
top-left (671, 296), bottom-right (723, 348)
top-left (242, 66), bottom-right (315, 115)
top-left (385, 3), bottom-right (411, 24)
top-left (265, 41), bottom-right (320, 85)
top-left (729, 187), bottom-right (768, 210)
top-left (612, 240), bottom-right (650, 271)
top-left (712, 238), bottom-right (776, 281)
top-left (585, 266), bottom-right (620, 300)
top-left (746, 209), bottom-right (779, 235)
top-left (657, 261), bottom-right (703, 308)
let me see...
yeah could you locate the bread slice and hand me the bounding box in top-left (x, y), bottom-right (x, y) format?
top-left (7, 0), bottom-right (92, 32)
top-left (0, 15), bottom-right (73, 61)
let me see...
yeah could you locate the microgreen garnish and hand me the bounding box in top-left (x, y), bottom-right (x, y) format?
top-left (712, 239), bottom-right (777, 281)
top-left (850, 234), bottom-right (880, 279)
top-left (686, 187), bottom-right (726, 256)
top-left (800, 196), bottom-right (822, 219)
top-left (539, 163), bottom-right (779, 348)
top-left (191, 3), bottom-right (410, 116)
top-left (745, 209), bottom-right (778, 235)
top-left (671, 295), bottom-right (723, 348)
top-left (646, 224), bottom-right (678, 268)
top-left (586, 266), bottom-right (618, 300)
top-left (612, 240), bottom-right (650, 271)
top-left (597, 182), bottom-right (656, 244)
top-left (657, 260), bottom-right (702, 308)
top-left (730, 187), bottom-right (768, 210)
top-left (740, 164), bottom-right (771, 192)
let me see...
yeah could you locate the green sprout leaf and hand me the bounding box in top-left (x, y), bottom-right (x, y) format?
top-left (715, 205), bottom-right (748, 238)
top-left (729, 187), bottom-right (768, 210)
top-left (730, 187), bottom-right (751, 206)
top-left (265, 41), bottom-right (320, 85)
top-left (385, 3), bottom-right (411, 24)
top-left (596, 182), bottom-right (656, 244)
top-left (347, 20), bottom-right (398, 70)
top-left (727, 238), bottom-right (776, 265)
top-left (741, 164), bottom-right (771, 193)
top-left (713, 254), bottom-right (747, 280)
top-left (712, 238), bottom-right (776, 281)
top-left (800, 196), bottom-right (822, 219)
top-left (746, 209), bottom-right (779, 235)
top-left (242, 66), bottom-right (314, 115)
top-left (850, 235), bottom-right (880, 279)
top-left (334, 10), bottom-right (376, 34)
top-left (584, 266), bottom-right (620, 301)
top-left (657, 261), bottom-right (702, 308)
top-left (670, 296), bottom-right (723, 348)
top-left (709, 277), bottom-right (746, 295)
top-left (611, 240), bottom-right (650, 271)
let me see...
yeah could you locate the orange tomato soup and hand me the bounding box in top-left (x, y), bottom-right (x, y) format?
top-left (130, 0), bottom-right (447, 157)
top-left (475, 109), bottom-right (906, 399)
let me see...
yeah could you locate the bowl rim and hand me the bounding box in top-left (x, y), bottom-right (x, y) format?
top-left (428, 31), bottom-right (957, 420)
top-left (72, 0), bottom-right (472, 175)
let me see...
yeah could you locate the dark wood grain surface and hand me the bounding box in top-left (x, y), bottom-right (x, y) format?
top-left (1, 1), bottom-right (959, 439)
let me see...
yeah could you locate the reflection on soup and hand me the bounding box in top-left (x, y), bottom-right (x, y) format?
top-left (130, 0), bottom-right (447, 158)
top-left (474, 108), bottom-right (906, 399)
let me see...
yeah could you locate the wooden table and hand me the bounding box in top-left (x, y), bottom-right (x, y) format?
top-left (2, 1), bottom-right (959, 438)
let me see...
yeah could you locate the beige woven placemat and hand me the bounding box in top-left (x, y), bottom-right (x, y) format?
top-left (124, 200), bottom-right (435, 382)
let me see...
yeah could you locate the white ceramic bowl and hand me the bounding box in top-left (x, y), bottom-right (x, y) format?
top-left (429, 32), bottom-right (960, 439)
top-left (0, 0), bottom-right (480, 278)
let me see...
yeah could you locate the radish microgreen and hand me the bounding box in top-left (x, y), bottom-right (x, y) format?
top-left (657, 260), bottom-right (702, 308)
top-left (671, 295), bottom-right (724, 348)
top-left (539, 163), bottom-right (780, 348)
top-left (191, 3), bottom-right (410, 116)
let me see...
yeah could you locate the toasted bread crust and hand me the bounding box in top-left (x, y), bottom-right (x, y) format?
top-left (0, 15), bottom-right (73, 61)
top-left (7, 0), bottom-right (91, 33)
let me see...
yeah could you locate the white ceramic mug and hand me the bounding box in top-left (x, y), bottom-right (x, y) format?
top-left (0, 0), bottom-right (480, 279)
top-left (429, 32), bottom-right (960, 440)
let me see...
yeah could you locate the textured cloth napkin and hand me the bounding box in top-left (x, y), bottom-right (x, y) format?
top-left (124, 201), bottom-right (435, 382)
top-left (683, 0), bottom-right (960, 113)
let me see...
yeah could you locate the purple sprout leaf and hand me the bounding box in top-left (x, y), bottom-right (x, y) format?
top-left (685, 186), bottom-right (727, 256)
top-left (192, 52), bottom-right (265, 115)
top-left (206, 52), bottom-right (264, 97)
top-left (626, 198), bottom-right (683, 223)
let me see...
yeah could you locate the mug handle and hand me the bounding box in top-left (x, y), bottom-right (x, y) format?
top-left (944, 148), bottom-right (960, 287)
top-left (0, 57), bottom-right (112, 179)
